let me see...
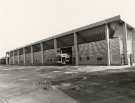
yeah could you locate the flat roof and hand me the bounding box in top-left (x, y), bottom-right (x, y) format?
top-left (8, 15), bottom-right (123, 52)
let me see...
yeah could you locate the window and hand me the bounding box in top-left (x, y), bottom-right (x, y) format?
top-left (97, 57), bottom-right (102, 61)
top-left (79, 57), bottom-right (82, 61)
top-left (86, 56), bottom-right (90, 60)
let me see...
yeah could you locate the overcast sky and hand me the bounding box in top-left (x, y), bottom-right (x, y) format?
top-left (0, 0), bottom-right (135, 57)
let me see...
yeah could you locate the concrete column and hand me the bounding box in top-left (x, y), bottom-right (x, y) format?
top-left (31, 46), bottom-right (34, 65)
top-left (54, 39), bottom-right (57, 52)
top-left (40, 42), bottom-right (44, 65)
top-left (13, 51), bottom-right (15, 65)
top-left (123, 22), bottom-right (128, 65)
top-left (18, 50), bottom-right (20, 65)
top-left (105, 24), bottom-right (111, 66)
top-left (6, 58), bottom-right (8, 65)
top-left (74, 32), bottom-right (79, 66)
top-left (6, 52), bottom-right (9, 65)
top-left (23, 48), bottom-right (26, 65)
top-left (54, 39), bottom-right (57, 64)
top-left (9, 52), bottom-right (11, 65)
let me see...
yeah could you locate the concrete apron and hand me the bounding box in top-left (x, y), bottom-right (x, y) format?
top-left (1, 87), bottom-right (78, 103)
top-left (77, 65), bottom-right (131, 72)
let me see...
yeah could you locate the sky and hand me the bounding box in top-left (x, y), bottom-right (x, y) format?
top-left (0, 0), bottom-right (135, 58)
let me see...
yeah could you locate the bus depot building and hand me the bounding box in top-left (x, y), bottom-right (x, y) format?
top-left (5, 16), bottom-right (135, 66)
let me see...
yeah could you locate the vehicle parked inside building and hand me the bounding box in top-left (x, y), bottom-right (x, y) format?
top-left (56, 53), bottom-right (70, 65)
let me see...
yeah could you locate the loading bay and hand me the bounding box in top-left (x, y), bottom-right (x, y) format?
top-left (0, 65), bottom-right (135, 103)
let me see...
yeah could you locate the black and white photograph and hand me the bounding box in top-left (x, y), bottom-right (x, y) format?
top-left (0, 0), bottom-right (135, 102)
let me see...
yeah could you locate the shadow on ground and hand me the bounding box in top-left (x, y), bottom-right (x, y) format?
top-left (51, 69), bottom-right (135, 103)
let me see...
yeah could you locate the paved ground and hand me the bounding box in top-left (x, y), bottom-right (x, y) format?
top-left (0, 66), bottom-right (79, 103)
top-left (0, 65), bottom-right (134, 103)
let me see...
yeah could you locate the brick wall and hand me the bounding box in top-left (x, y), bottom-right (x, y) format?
top-left (9, 57), bottom-right (13, 64)
top-left (43, 49), bottom-right (57, 65)
top-left (33, 51), bottom-right (42, 65)
top-left (78, 38), bottom-right (121, 65)
top-left (25, 53), bottom-right (31, 65)
top-left (110, 38), bottom-right (121, 65)
top-left (78, 40), bottom-right (107, 65)
top-left (19, 55), bottom-right (24, 65)
top-left (14, 56), bottom-right (18, 64)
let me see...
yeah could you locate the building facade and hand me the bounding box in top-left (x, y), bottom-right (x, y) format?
top-left (5, 16), bottom-right (135, 66)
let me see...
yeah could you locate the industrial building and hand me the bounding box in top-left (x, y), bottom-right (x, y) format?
top-left (5, 15), bottom-right (135, 66)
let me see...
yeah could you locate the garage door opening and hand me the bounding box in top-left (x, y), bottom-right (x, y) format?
top-left (57, 47), bottom-right (73, 65)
